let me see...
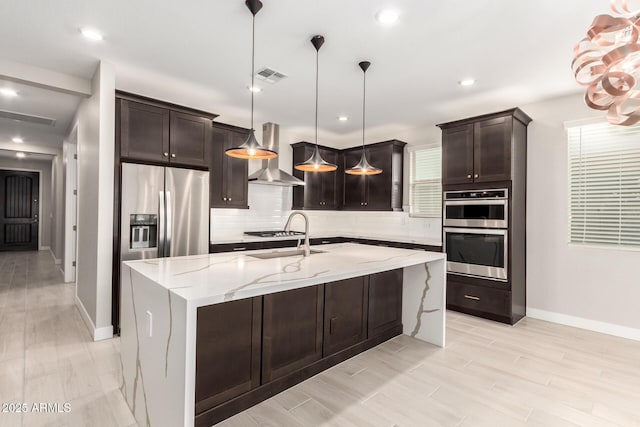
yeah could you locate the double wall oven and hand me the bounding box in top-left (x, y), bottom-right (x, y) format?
top-left (443, 189), bottom-right (508, 281)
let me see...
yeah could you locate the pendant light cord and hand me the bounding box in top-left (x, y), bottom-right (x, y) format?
top-left (362, 68), bottom-right (366, 153)
top-left (315, 47), bottom-right (319, 148)
top-left (250, 14), bottom-right (256, 131)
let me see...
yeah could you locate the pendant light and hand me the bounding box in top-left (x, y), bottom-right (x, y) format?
top-left (225, 0), bottom-right (277, 160)
top-left (294, 35), bottom-right (338, 172)
top-left (346, 61), bottom-right (382, 175)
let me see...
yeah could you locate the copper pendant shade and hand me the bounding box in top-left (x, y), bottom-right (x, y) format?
top-left (225, 0), bottom-right (277, 159)
top-left (346, 61), bottom-right (382, 175)
top-left (294, 35), bottom-right (338, 172)
top-left (572, 0), bottom-right (640, 126)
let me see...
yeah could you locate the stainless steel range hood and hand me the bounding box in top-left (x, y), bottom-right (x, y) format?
top-left (248, 122), bottom-right (305, 186)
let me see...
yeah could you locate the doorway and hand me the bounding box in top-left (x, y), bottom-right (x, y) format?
top-left (0, 169), bottom-right (40, 251)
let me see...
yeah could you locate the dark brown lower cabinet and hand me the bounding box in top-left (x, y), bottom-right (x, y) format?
top-left (323, 277), bottom-right (368, 356)
top-left (446, 278), bottom-right (511, 323)
top-left (262, 285), bottom-right (324, 382)
top-left (195, 297), bottom-right (262, 414)
top-left (368, 269), bottom-right (403, 337)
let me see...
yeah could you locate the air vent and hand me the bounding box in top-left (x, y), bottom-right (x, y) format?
top-left (0, 110), bottom-right (56, 126)
top-left (255, 67), bottom-right (288, 84)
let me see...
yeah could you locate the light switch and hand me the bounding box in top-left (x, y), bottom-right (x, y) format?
top-left (146, 310), bottom-right (153, 337)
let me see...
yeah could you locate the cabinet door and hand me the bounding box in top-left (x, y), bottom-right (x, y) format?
top-left (363, 145), bottom-right (393, 210)
top-left (195, 297), bottom-right (262, 414)
top-left (368, 269), bottom-right (403, 337)
top-left (169, 111), bottom-right (210, 167)
top-left (319, 148), bottom-right (340, 209)
top-left (120, 100), bottom-right (170, 163)
top-left (210, 126), bottom-right (249, 209)
top-left (442, 124), bottom-right (474, 185)
top-left (262, 286), bottom-right (324, 382)
top-left (343, 150), bottom-right (366, 209)
top-left (473, 116), bottom-right (512, 183)
top-left (323, 277), bottom-right (368, 356)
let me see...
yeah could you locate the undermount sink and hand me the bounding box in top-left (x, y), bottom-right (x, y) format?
top-left (248, 249), bottom-right (326, 259)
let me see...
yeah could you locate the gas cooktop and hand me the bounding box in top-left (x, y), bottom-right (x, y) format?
top-left (244, 230), bottom-right (305, 238)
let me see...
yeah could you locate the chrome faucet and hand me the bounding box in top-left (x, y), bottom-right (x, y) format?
top-left (284, 211), bottom-right (310, 256)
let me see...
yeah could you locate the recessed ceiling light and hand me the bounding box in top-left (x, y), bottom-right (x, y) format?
top-left (0, 88), bottom-right (18, 97)
top-left (15, 152), bottom-right (25, 158)
top-left (337, 116), bottom-right (349, 122)
top-left (458, 78), bottom-right (476, 87)
top-left (80, 28), bottom-right (104, 41)
top-left (248, 85), bottom-right (262, 93)
top-left (12, 137), bottom-right (23, 143)
top-left (376, 9), bottom-right (399, 25)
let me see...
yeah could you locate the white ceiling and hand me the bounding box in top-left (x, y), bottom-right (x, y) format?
top-left (0, 0), bottom-right (605, 139)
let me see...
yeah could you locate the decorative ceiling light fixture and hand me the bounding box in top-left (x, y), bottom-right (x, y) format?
top-left (225, 0), bottom-right (277, 160)
top-left (346, 61), bottom-right (382, 176)
top-left (294, 35), bottom-right (338, 172)
top-left (573, 1), bottom-right (640, 125)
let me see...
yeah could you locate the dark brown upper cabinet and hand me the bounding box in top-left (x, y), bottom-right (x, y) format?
top-left (117, 92), bottom-right (217, 168)
top-left (323, 276), bottom-right (368, 356)
top-left (343, 140), bottom-right (406, 211)
top-left (438, 108), bottom-right (531, 186)
top-left (210, 123), bottom-right (249, 209)
top-left (291, 142), bottom-right (342, 210)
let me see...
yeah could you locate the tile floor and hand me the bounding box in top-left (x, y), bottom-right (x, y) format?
top-left (1, 250), bottom-right (640, 426)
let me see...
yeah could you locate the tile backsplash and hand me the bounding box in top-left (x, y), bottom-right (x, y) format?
top-left (210, 185), bottom-right (441, 242)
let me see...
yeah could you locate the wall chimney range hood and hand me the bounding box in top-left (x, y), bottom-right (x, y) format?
top-left (247, 123), bottom-right (305, 186)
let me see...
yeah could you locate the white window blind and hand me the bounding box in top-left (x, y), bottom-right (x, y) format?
top-left (410, 145), bottom-right (442, 217)
top-left (568, 122), bottom-right (640, 248)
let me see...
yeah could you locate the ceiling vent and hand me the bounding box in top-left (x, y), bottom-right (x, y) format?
top-left (0, 110), bottom-right (56, 126)
top-left (255, 67), bottom-right (288, 84)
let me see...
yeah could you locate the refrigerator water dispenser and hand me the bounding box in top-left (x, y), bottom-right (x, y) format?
top-left (130, 214), bottom-right (158, 249)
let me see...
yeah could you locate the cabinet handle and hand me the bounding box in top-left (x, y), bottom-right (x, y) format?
top-left (474, 174), bottom-right (479, 179)
top-left (464, 294), bottom-right (480, 301)
top-left (232, 247), bottom-right (247, 251)
top-left (163, 152), bottom-right (169, 157)
top-left (364, 202), bottom-right (368, 206)
top-left (171, 153), bottom-right (176, 158)
top-left (223, 197), bottom-right (227, 201)
top-left (321, 240), bottom-right (331, 244)
top-left (467, 174), bottom-right (472, 179)
top-left (228, 198), bottom-right (232, 201)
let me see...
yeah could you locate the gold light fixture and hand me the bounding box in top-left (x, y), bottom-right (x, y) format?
top-left (294, 35), bottom-right (338, 173)
top-left (573, 0), bottom-right (640, 125)
top-left (225, 0), bottom-right (277, 160)
top-left (346, 61), bottom-right (382, 175)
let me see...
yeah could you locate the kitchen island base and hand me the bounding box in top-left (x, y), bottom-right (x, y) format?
top-left (120, 243), bottom-right (446, 427)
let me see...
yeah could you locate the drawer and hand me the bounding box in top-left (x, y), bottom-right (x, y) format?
top-left (447, 281), bottom-right (510, 318)
top-left (209, 242), bottom-right (263, 253)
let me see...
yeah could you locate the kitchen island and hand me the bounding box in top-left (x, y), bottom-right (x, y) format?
top-left (120, 243), bottom-right (446, 427)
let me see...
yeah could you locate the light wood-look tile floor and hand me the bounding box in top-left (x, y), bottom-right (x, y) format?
top-left (2, 251), bottom-right (640, 426)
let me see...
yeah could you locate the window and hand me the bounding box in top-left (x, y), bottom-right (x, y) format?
top-left (409, 144), bottom-right (442, 217)
top-left (568, 122), bottom-right (640, 248)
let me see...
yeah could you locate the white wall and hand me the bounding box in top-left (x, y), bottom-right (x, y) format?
top-left (70, 61), bottom-right (116, 340)
top-left (50, 154), bottom-right (64, 262)
top-left (0, 157), bottom-right (53, 252)
top-left (522, 93), bottom-right (640, 337)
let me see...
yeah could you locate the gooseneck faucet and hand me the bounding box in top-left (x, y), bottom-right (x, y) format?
top-left (284, 211), bottom-right (310, 256)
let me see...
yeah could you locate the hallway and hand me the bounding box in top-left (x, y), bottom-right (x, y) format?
top-left (0, 251), bottom-right (135, 427)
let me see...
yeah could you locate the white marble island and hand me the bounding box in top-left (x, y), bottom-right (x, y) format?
top-left (120, 243), bottom-right (446, 427)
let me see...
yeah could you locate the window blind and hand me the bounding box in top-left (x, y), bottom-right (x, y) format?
top-left (409, 145), bottom-right (442, 217)
top-left (568, 122), bottom-right (640, 247)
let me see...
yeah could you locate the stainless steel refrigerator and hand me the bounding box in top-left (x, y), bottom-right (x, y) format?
top-left (120, 163), bottom-right (209, 263)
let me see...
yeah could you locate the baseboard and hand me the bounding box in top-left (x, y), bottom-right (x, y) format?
top-left (47, 248), bottom-right (62, 265)
top-left (75, 295), bottom-right (113, 341)
top-left (39, 245), bottom-right (50, 251)
top-left (527, 307), bottom-right (640, 342)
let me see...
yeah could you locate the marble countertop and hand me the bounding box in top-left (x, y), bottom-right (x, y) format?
top-left (211, 232), bottom-right (442, 247)
top-left (124, 243), bottom-right (445, 307)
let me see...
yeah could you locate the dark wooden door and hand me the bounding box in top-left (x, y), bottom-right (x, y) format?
top-left (442, 124), bottom-right (474, 185)
top-left (319, 148), bottom-right (340, 209)
top-left (343, 150), bottom-right (367, 209)
top-left (262, 285), bottom-right (324, 382)
top-left (195, 297), bottom-right (262, 414)
top-left (169, 111), bottom-right (211, 167)
top-left (473, 116), bottom-right (513, 183)
top-left (323, 276), bottom-right (368, 356)
top-left (120, 99), bottom-right (170, 163)
top-left (363, 145), bottom-right (393, 210)
top-left (368, 269), bottom-right (403, 337)
top-left (210, 124), bottom-right (249, 209)
top-left (0, 170), bottom-right (39, 251)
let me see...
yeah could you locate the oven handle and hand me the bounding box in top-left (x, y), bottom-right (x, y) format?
top-left (444, 200), bottom-right (507, 206)
top-left (443, 228), bottom-right (507, 235)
